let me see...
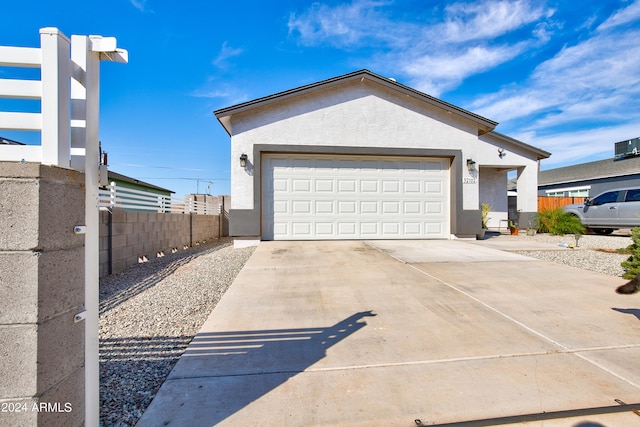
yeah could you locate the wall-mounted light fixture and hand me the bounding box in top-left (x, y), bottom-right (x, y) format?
top-left (239, 153), bottom-right (248, 168)
top-left (466, 158), bottom-right (476, 172)
top-left (498, 147), bottom-right (506, 159)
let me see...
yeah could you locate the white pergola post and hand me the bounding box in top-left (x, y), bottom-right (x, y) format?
top-left (70, 33), bottom-right (128, 427)
top-left (40, 28), bottom-right (71, 167)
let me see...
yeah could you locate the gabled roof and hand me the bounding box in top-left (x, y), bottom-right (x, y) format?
top-left (0, 136), bottom-right (25, 145)
top-left (108, 170), bottom-right (174, 194)
top-left (539, 155), bottom-right (640, 186)
top-left (214, 69), bottom-right (498, 136)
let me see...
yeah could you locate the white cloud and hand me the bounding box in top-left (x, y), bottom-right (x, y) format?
top-left (470, 2), bottom-right (640, 162)
top-left (288, 0), bottom-right (400, 48)
top-left (213, 42), bottom-right (244, 69)
top-left (189, 78), bottom-right (249, 105)
top-left (437, 0), bottom-right (551, 43)
top-left (287, 1), bottom-right (640, 168)
top-left (289, 0), bottom-right (555, 95)
top-left (597, 0), bottom-right (640, 31)
top-left (129, 0), bottom-right (150, 12)
top-left (524, 123), bottom-right (640, 168)
top-left (402, 43), bottom-right (527, 96)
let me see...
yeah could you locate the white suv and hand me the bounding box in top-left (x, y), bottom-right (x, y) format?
top-left (563, 187), bottom-right (640, 234)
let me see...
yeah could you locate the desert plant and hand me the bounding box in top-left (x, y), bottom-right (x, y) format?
top-left (537, 208), bottom-right (585, 236)
top-left (621, 227), bottom-right (640, 279)
top-left (481, 203), bottom-right (491, 229)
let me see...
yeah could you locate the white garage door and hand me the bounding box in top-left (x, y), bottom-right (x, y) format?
top-left (262, 154), bottom-right (449, 240)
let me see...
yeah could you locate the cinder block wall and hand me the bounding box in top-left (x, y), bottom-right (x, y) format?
top-left (99, 208), bottom-right (220, 276)
top-left (0, 162), bottom-right (85, 427)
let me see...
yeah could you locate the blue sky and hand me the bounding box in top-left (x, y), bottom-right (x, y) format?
top-left (2, 0), bottom-right (639, 197)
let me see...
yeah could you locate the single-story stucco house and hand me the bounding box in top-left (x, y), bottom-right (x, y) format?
top-left (215, 70), bottom-right (550, 242)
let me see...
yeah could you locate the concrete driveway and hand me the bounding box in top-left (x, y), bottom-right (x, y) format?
top-left (136, 239), bottom-right (640, 426)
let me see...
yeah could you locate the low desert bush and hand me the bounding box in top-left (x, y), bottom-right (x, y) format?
top-left (537, 208), bottom-right (585, 236)
top-left (621, 227), bottom-right (640, 280)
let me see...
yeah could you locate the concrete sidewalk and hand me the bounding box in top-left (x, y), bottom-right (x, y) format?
top-left (136, 240), bottom-right (640, 426)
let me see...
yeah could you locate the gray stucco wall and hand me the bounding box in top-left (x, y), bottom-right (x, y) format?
top-left (0, 162), bottom-right (85, 427)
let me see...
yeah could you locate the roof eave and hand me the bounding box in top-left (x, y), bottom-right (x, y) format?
top-left (485, 131), bottom-right (551, 160)
top-left (214, 69), bottom-right (498, 135)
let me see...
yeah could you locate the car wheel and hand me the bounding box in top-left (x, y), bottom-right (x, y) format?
top-left (594, 228), bottom-right (614, 235)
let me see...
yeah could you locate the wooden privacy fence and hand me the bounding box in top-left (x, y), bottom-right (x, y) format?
top-left (538, 196), bottom-right (583, 211)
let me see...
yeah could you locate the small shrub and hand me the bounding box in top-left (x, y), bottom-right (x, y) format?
top-left (481, 203), bottom-right (491, 228)
top-left (537, 208), bottom-right (585, 236)
top-left (621, 227), bottom-right (640, 279)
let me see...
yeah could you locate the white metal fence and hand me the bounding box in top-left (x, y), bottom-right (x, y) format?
top-left (98, 181), bottom-right (218, 215)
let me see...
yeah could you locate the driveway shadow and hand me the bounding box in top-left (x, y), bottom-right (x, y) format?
top-left (612, 307), bottom-right (640, 321)
top-left (165, 311), bottom-right (376, 426)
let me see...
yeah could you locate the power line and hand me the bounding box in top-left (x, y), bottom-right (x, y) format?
top-left (136, 177), bottom-right (230, 180)
top-left (110, 162), bottom-right (217, 172)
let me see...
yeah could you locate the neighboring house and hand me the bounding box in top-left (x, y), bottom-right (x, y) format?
top-left (104, 170), bottom-right (174, 212)
top-left (105, 170), bottom-right (173, 198)
top-left (538, 137), bottom-right (640, 199)
top-left (0, 135), bottom-right (175, 209)
top-left (215, 69), bottom-right (550, 241)
top-left (0, 136), bottom-right (25, 145)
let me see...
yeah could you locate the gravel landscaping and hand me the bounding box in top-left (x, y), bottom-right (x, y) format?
top-left (498, 230), bottom-right (633, 278)
top-left (98, 231), bottom-right (634, 426)
top-left (99, 237), bottom-right (255, 427)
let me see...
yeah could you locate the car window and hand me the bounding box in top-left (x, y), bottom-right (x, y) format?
top-left (625, 189), bottom-right (640, 202)
top-left (592, 191), bottom-right (620, 205)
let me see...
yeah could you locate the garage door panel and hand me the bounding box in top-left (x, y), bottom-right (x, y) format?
top-left (292, 179), bottom-right (311, 192)
top-left (360, 223), bottom-right (379, 235)
top-left (273, 179), bottom-right (288, 192)
top-left (425, 181), bottom-right (443, 194)
top-left (360, 180), bottom-right (378, 192)
top-left (292, 222), bottom-right (312, 235)
top-left (382, 223), bottom-right (401, 235)
top-left (403, 201), bottom-right (422, 214)
top-left (382, 180), bottom-right (400, 193)
top-left (338, 180), bottom-right (356, 192)
top-left (382, 201), bottom-right (400, 214)
top-left (360, 201), bottom-right (379, 214)
top-left (338, 201), bottom-right (357, 214)
top-left (292, 201), bottom-right (311, 214)
top-left (315, 201), bottom-right (334, 214)
top-left (273, 222), bottom-right (288, 236)
top-left (338, 223), bottom-right (357, 235)
top-left (315, 223), bottom-right (334, 235)
top-left (404, 181), bottom-right (421, 193)
top-left (425, 222), bottom-right (444, 235)
top-left (425, 201), bottom-right (443, 214)
top-left (315, 180), bottom-right (334, 192)
top-left (262, 154), bottom-right (449, 240)
top-left (404, 222), bottom-right (422, 235)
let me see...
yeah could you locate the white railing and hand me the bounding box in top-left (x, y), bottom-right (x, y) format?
top-left (98, 181), bottom-right (218, 215)
top-left (1, 28), bottom-right (128, 427)
top-left (0, 28), bottom-right (127, 169)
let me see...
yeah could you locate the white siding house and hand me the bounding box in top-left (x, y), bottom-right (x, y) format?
top-left (215, 70), bottom-right (550, 241)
